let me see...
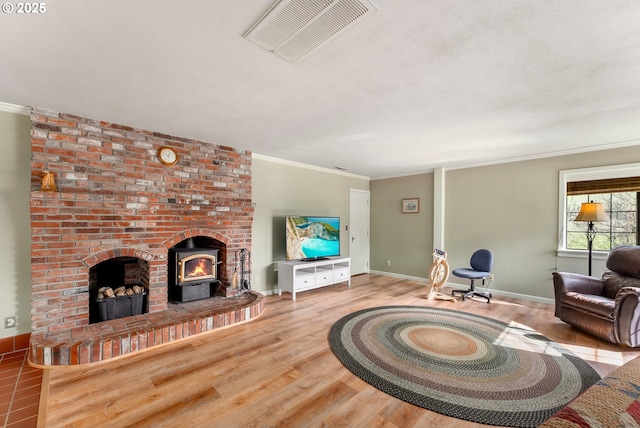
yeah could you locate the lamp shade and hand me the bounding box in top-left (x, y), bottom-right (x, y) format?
top-left (575, 201), bottom-right (609, 223)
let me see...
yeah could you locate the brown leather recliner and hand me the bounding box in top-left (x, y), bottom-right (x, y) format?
top-left (553, 245), bottom-right (640, 347)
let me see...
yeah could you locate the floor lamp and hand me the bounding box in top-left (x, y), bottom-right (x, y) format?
top-left (574, 201), bottom-right (609, 276)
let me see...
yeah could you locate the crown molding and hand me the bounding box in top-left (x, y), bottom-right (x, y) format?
top-left (252, 153), bottom-right (370, 180)
top-left (0, 102), bottom-right (30, 116)
top-left (373, 139), bottom-right (640, 180)
top-left (445, 139), bottom-right (640, 171)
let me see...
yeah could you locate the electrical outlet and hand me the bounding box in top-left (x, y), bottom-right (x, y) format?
top-left (4, 316), bottom-right (16, 329)
top-left (386, 259), bottom-right (391, 266)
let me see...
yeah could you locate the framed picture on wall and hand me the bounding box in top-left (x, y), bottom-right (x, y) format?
top-left (402, 198), bottom-right (419, 213)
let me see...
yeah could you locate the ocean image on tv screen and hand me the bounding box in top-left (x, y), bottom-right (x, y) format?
top-left (286, 216), bottom-right (340, 260)
top-left (301, 234), bottom-right (340, 258)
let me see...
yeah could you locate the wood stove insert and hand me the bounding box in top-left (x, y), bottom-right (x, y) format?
top-left (169, 238), bottom-right (221, 303)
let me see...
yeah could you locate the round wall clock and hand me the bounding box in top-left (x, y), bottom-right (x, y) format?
top-left (157, 146), bottom-right (179, 166)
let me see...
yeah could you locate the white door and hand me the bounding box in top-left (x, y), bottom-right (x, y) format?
top-left (349, 189), bottom-right (370, 275)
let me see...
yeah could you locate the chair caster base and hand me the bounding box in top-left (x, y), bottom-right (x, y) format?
top-left (451, 289), bottom-right (492, 303)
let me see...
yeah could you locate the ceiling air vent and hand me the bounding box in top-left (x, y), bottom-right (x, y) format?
top-left (244, 0), bottom-right (377, 63)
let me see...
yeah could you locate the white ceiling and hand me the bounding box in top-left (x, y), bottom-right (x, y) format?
top-left (2, 0), bottom-right (640, 179)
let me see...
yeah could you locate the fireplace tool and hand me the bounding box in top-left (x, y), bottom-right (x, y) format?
top-left (233, 248), bottom-right (251, 297)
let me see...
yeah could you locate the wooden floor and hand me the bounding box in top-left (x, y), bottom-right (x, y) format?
top-left (37, 274), bottom-right (640, 428)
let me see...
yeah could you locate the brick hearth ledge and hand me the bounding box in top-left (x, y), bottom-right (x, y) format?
top-left (29, 292), bottom-right (264, 366)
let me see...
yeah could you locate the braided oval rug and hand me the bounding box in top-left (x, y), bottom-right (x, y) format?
top-left (328, 306), bottom-right (601, 427)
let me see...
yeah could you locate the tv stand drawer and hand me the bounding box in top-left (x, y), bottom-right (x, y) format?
top-left (334, 268), bottom-right (350, 283)
top-left (295, 274), bottom-right (316, 290)
top-left (315, 272), bottom-right (333, 286)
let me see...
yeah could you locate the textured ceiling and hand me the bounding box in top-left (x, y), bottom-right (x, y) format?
top-left (2, 0), bottom-right (639, 178)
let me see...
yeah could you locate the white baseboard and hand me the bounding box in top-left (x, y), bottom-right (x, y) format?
top-left (369, 270), bottom-right (428, 283)
top-left (369, 270), bottom-right (554, 305)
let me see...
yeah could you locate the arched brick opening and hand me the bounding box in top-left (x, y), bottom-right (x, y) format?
top-left (83, 249), bottom-right (156, 323)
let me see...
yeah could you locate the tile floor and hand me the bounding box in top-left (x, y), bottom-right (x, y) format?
top-left (0, 350), bottom-right (41, 428)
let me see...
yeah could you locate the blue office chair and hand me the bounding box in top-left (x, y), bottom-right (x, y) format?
top-left (451, 249), bottom-right (494, 303)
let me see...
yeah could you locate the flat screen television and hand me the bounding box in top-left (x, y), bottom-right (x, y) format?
top-left (285, 216), bottom-right (340, 261)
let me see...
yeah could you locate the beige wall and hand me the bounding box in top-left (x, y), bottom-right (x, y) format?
top-left (0, 109), bottom-right (32, 338)
top-left (370, 145), bottom-right (640, 301)
top-left (370, 173), bottom-right (434, 278)
top-left (445, 147), bottom-right (640, 300)
top-left (444, 158), bottom-right (559, 299)
top-left (251, 156), bottom-right (369, 294)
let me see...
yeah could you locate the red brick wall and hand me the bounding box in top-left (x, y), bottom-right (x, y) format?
top-left (29, 108), bottom-right (253, 334)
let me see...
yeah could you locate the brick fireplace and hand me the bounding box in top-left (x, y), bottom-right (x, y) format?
top-left (29, 108), bottom-right (254, 336)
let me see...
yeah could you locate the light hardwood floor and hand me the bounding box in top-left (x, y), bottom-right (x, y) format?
top-left (37, 274), bottom-right (640, 428)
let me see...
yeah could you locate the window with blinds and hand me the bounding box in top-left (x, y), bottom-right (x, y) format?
top-left (566, 177), bottom-right (639, 251)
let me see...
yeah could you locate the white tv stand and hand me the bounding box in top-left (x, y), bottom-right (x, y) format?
top-left (277, 257), bottom-right (350, 300)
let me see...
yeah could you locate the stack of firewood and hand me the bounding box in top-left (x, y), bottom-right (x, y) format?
top-left (97, 285), bottom-right (145, 299)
